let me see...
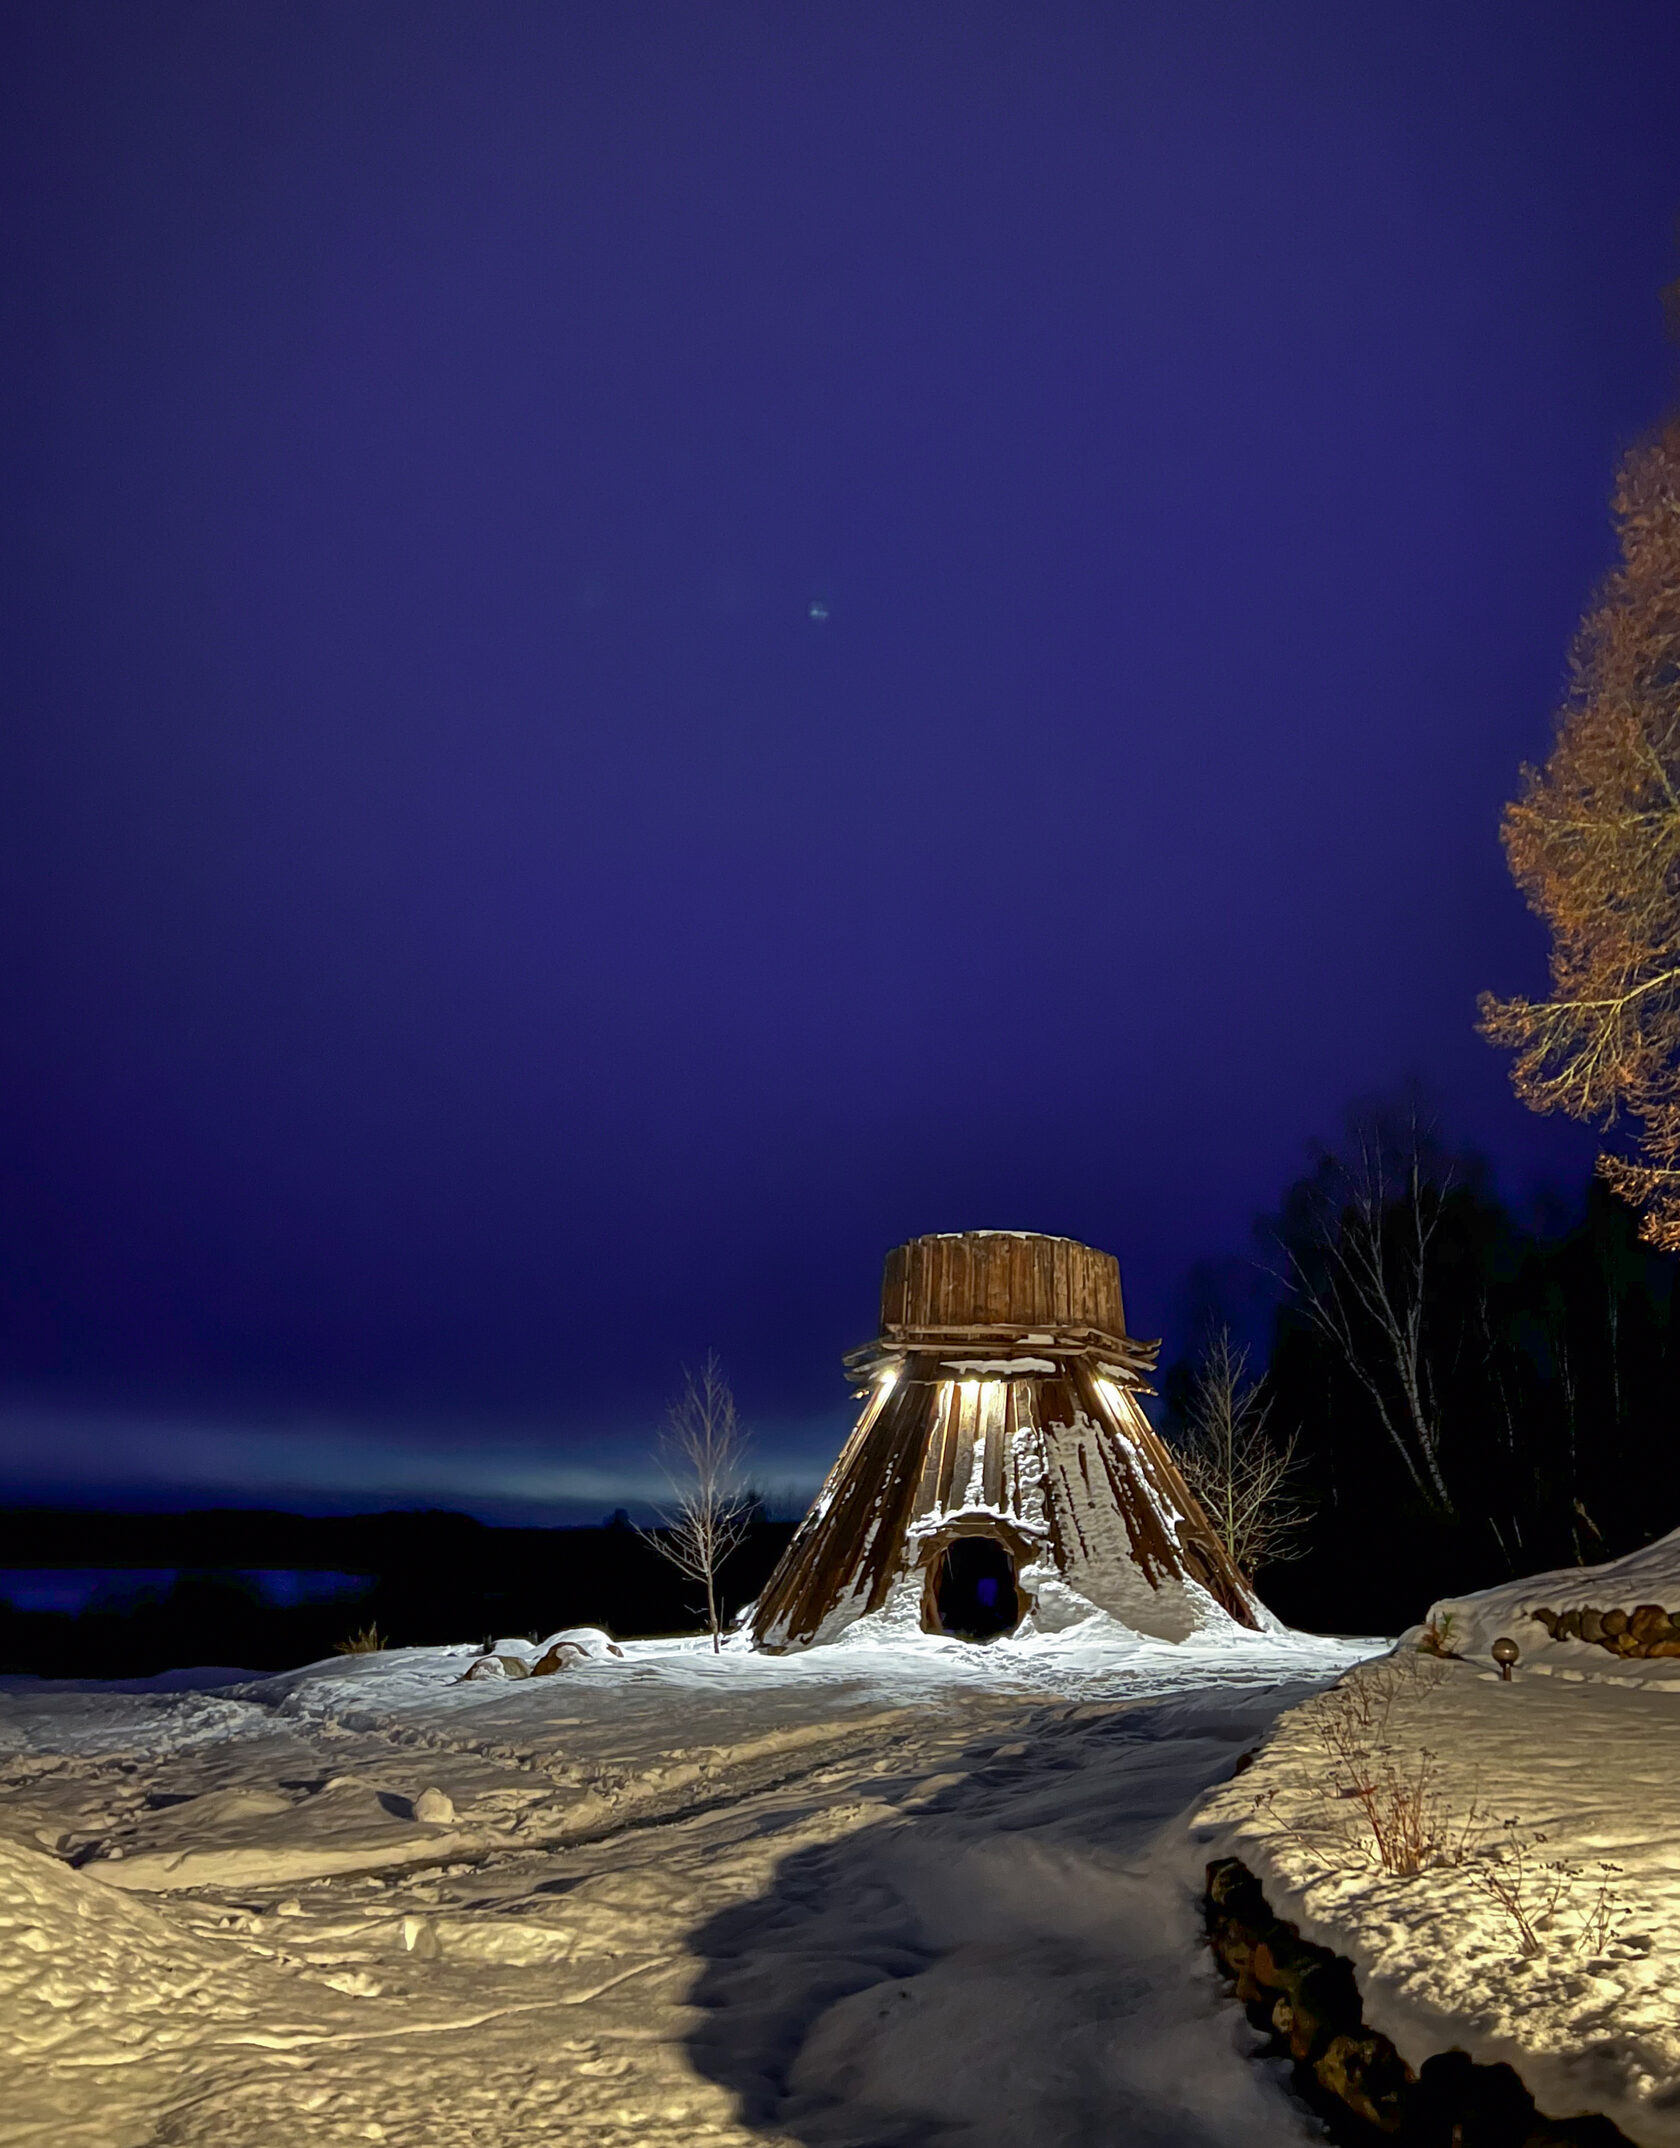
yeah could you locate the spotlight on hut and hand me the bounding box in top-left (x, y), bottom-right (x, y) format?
top-left (750, 1230), bottom-right (1268, 1652)
top-left (1491, 1635), bottom-right (1519, 1681)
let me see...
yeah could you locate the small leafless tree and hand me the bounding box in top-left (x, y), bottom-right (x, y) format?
top-left (641, 1353), bottom-right (752, 1652)
top-left (1174, 1327), bottom-right (1306, 1580)
top-left (1275, 1118), bottom-right (1454, 1517)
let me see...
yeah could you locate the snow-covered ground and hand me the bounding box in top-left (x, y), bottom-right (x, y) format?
top-left (1196, 1529), bottom-right (1680, 2144)
top-left (0, 1618), bottom-right (1374, 2147)
top-left (1420, 1525), bottom-right (1680, 1685)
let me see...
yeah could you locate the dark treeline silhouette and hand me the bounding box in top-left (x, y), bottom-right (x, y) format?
top-left (15, 1139), bottom-right (1676, 1672)
top-left (0, 1507), bottom-right (797, 1679)
top-left (1167, 1134), bottom-right (1680, 1638)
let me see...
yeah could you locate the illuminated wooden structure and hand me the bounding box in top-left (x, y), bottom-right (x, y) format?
top-left (750, 1231), bottom-right (1262, 1651)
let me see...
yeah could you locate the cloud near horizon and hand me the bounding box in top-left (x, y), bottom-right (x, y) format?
top-left (0, 1405), bottom-right (840, 1524)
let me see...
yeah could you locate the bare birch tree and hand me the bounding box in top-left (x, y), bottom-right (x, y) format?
top-left (642, 1353), bottom-right (752, 1652)
top-left (1173, 1327), bottom-right (1306, 1580)
top-left (1275, 1121), bottom-right (1455, 1517)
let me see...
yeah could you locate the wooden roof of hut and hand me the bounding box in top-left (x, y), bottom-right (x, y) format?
top-left (750, 1231), bottom-right (1263, 1651)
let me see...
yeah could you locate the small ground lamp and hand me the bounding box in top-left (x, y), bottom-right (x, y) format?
top-left (1491, 1636), bottom-right (1520, 1681)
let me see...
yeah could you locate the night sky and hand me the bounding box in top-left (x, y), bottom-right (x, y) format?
top-left (4, 3), bottom-right (1679, 1520)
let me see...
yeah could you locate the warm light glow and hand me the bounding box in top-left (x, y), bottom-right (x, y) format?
top-left (933, 1376), bottom-right (1013, 1411)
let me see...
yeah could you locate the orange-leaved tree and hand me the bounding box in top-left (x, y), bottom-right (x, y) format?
top-left (1480, 413), bottom-right (1680, 1246)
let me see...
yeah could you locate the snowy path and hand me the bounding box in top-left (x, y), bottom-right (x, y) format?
top-left (0, 1632), bottom-right (1374, 2146)
top-left (680, 1685), bottom-right (1336, 2148)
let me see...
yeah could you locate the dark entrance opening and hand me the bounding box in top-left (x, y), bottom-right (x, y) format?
top-left (929, 1536), bottom-right (1021, 1641)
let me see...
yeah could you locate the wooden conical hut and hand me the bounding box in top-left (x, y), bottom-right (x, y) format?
top-left (750, 1231), bottom-right (1263, 1651)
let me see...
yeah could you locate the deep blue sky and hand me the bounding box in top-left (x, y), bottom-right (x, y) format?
top-left (2, 3), bottom-right (1677, 1519)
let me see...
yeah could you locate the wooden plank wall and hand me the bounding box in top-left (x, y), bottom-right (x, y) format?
top-left (1074, 1366), bottom-right (1260, 1628)
top-left (751, 1364), bottom-right (938, 1648)
top-left (881, 1233), bottom-right (1126, 1337)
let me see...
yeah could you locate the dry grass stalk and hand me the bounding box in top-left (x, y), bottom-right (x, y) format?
top-left (1416, 1610), bottom-right (1460, 1657)
top-left (1252, 1658), bottom-right (1635, 1963)
top-left (1305, 1657), bottom-right (1456, 1877)
top-left (1461, 1826), bottom-right (1629, 1961)
top-left (1460, 1821), bottom-right (1569, 1956)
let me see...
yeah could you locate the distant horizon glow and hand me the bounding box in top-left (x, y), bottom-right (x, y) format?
top-left (0, 1402), bottom-right (836, 1524)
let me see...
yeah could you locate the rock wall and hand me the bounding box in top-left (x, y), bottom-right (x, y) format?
top-left (1203, 1857), bottom-right (1632, 2146)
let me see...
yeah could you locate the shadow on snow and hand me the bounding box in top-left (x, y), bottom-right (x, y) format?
top-left (681, 1678), bottom-right (1333, 2148)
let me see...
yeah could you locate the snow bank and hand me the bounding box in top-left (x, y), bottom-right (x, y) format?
top-left (0, 1827), bottom-right (278, 2143)
top-left (1194, 1647), bottom-right (1680, 2142)
top-left (1420, 1524), bottom-right (1680, 1688)
top-left (771, 1572), bottom-right (1334, 1667)
top-left (0, 1666), bottom-right (257, 1695)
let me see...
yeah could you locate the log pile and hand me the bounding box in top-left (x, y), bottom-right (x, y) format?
top-left (1527, 1602), bottom-right (1680, 1657)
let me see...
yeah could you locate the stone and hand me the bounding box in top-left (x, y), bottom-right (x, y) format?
top-left (413, 1787), bottom-right (454, 1826)
top-left (1529, 1606), bottom-right (1559, 1635)
top-left (1288, 1955), bottom-right (1363, 2058)
top-left (1208, 1906), bottom-right (1275, 2006)
top-left (1227, 1937), bottom-right (1264, 2003)
top-left (1212, 1858), bottom-right (1638, 2148)
top-left (459, 1652), bottom-right (534, 1681)
top-left (1206, 1858), bottom-right (1269, 1919)
top-left (1578, 1607), bottom-right (1604, 1644)
top-left (1602, 1607), bottom-right (1630, 1638)
top-left (532, 1641), bottom-right (589, 1676)
top-left (1272, 1983), bottom-right (1341, 2064)
top-left (1315, 2030), bottom-right (1412, 2133)
top-left (1230, 1923), bottom-right (1359, 2063)
top-left (1629, 1603), bottom-right (1669, 1640)
top-left (1536, 2118), bottom-right (1645, 2147)
top-left (1248, 1937), bottom-right (1295, 1991)
top-left (1416, 2051), bottom-right (1537, 2146)
top-left (1644, 1638), bottom-right (1680, 1656)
